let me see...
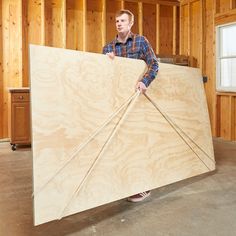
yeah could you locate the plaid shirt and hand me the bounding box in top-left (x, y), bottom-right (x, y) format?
top-left (103, 32), bottom-right (159, 87)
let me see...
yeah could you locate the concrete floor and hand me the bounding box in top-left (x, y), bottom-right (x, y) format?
top-left (0, 138), bottom-right (235, 236)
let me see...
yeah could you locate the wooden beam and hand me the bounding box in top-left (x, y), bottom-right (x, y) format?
top-left (62, 0), bottom-right (66, 48)
top-left (173, 5), bottom-right (177, 55)
top-left (201, 0), bottom-right (206, 73)
top-left (199, 0), bottom-right (203, 70)
top-left (21, 0), bottom-right (28, 87)
top-left (187, 2), bottom-right (190, 56)
top-left (216, 95), bottom-right (221, 137)
top-left (230, 96), bottom-right (235, 140)
top-left (119, 0), bottom-right (180, 6)
top-left (121, 0), bottom-right (125, 8)
top-left (82, 0), bottom-right (86, 51)
top-left (232, 0), bottom-right (236, 9)
top-left (215, 8), bottom-right (236, 25)
top-left (180, 0), bottom-right (201, 4)
top-left (41, 0), bottom-right (45, 45)
top-left (19, 0), bottom-right (23, 87)
top-left (138, 2), bottom-right (143, 35)
top-left (179, 4), bottom-right (182, 55)
top-left (0, 0), bottom-right (3, 137)
top-left (2, 1), bottom-right (10, 138)
top-left (102, 0), bottom-right (106, 47)
top-left (215, 0), bottom-right (220, 14)
top-left (156, 4), bottom-right (160, 54)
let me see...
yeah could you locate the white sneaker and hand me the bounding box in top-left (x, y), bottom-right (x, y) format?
top-left (127, 191), bottom-right (151, 202)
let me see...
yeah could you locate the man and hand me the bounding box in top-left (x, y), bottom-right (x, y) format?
top-left (103, 9), bottom-right (159, 202)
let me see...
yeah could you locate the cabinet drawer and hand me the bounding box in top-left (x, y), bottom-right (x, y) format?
top-left (12, 93), bottom-right (30, 102)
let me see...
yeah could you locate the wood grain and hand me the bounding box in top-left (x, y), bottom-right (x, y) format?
top-left (66, 0), bottom-right (84, 50)
top-left (159, 5), bottom-right (173, 55)
top-left (106, 0), bottom-right (123, 44)
top-left (30, 45), bottom-right (215, 225)
top-left (143, 3), bottom-right (156, 52)
top-left (45, 0), bottom-right (64, 48)
top-left (0, 0), bottom-right (3, 137)
top-left (124, 1), bottom-right (139, 34)
top-left (180, 3), bottom-right (189, 55)
top-left (86, 0), bottom-right (103, 52)
top-left (189, 0), bottom-right (202, 68)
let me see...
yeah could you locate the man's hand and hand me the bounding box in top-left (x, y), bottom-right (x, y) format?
top-left (106, 52), bottom-right (115, 60)
top-left (136, 81), bottom-right (147, 94)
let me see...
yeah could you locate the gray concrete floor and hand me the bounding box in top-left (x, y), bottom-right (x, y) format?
top-left (0, 138), bottom-right (235, 236)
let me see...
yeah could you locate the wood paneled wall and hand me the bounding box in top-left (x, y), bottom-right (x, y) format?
top-left (180, 0), bottom-right (203, 68)
top-left (0, 0), bottom-right (179, 139)
top-left (180, 0), bottom-right (236, 141)
top-left (0, 0), bottom-right (3, 138)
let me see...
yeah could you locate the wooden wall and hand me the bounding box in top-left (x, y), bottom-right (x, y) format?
top-left (180, 0), bottom-right (236, 141)
top-left (0, 0), bottom-right (179, 139)
top-left (0, 0), bottom-right (3, 138)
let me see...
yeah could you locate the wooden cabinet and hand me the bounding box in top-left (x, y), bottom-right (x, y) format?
top-left (8, 88), bottom-right (31, 150)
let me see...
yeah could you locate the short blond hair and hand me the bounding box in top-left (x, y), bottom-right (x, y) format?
top-left (115, 9), bottom-right (134, 23)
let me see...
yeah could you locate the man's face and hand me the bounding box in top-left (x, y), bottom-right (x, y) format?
top-left (115, 13), bottom-right (133, 34)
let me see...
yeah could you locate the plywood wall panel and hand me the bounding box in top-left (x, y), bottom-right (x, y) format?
top-left (30, 45), bottom-right (215, 225)
top-left (143, 3), bottom-right (156, 52)
top-left (22, 0), bottom-right (29, 87)
top-left (0, 0), bottom-right (3, 137)
top-left (215, 7), bottom-right (236, 25)
top-left (231, 96), bottom-right (236, 140)
top-left (66, 0), bottom-right (84, 50)
top-left (204, 0), bottom-right (216, 136)
top-left (190, 0), bottom-right (201, 68)
top-left (175, 6), bottom-right (180, 54)
top-left (159, 5), bottom-right (173, 55)
top-left (216, 0), bottom-right (231, 13)
top-left (27, 0), bottom-right (43, 44)
top-left (124, 1), bottom-right (139, 34)
top-left (234, 97), bottom-right (236, 140)
top-left (9, 2), bottom-right (22, 87)
top-left (45, 0), bottom-right (64, 47)
top-left (216, 94), bottom-right (236, 140)
top-left (180, 4), bottom-right (189, 55)
top-left (2, 0), bottom-right (10, 138)
top-left (1, 0), bottom-right (23, 138)
top-left (233, 0), bottom-right (236, 8)
top-left (219, 96), bottom-right (231, 140)
top-left (86, 0), bottom-right (103, 52)
top-left (106, 0), bottom-right (122, 44)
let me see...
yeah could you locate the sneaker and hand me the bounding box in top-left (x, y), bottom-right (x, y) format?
top-left (127, 191), bottom-right (151, 202)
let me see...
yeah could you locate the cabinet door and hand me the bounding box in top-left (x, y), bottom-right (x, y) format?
top-left (11, 102), bottom-right (31, 143)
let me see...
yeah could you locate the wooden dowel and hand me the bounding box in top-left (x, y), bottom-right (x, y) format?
top-left (33, 91), bottom-right (138, 197)
top-left (58, 91), bottom-right (140, 219)
top-left (144, 93), bottom-right (215, 167)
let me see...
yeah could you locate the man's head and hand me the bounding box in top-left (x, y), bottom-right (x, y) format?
top-left (115, 10), bottom-right (134, 34)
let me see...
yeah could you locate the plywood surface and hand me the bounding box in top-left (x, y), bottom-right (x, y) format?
top-left (30, 45), bottom-right (215, 225)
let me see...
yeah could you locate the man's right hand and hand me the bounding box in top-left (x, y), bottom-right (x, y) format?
top-left (106, 52), bottom-right (115, 60)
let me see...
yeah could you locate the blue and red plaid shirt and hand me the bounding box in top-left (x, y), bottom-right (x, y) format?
top-left (103, 32), bottom-right (159, 87)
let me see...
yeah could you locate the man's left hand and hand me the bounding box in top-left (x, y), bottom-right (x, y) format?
top-left (136, 81), bottom-right (147, 94)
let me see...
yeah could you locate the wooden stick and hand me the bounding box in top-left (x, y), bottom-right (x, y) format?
top-left (58, 91), bottom-right (140, 219)
top-left (144, 93), bottom-right (215, 168)
top-left (33, 92), bottom-right (138, 197)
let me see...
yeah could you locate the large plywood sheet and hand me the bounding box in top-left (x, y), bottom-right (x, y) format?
top-left (30, 45), bottom-right (215, 225)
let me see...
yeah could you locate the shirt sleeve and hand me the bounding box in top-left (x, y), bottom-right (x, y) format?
top-left (103, 44), bottom-right (113, 54)
top-left (102, 45), bottom-right (108, 54)
top-left (141, 37), bottom-right (159, 87)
